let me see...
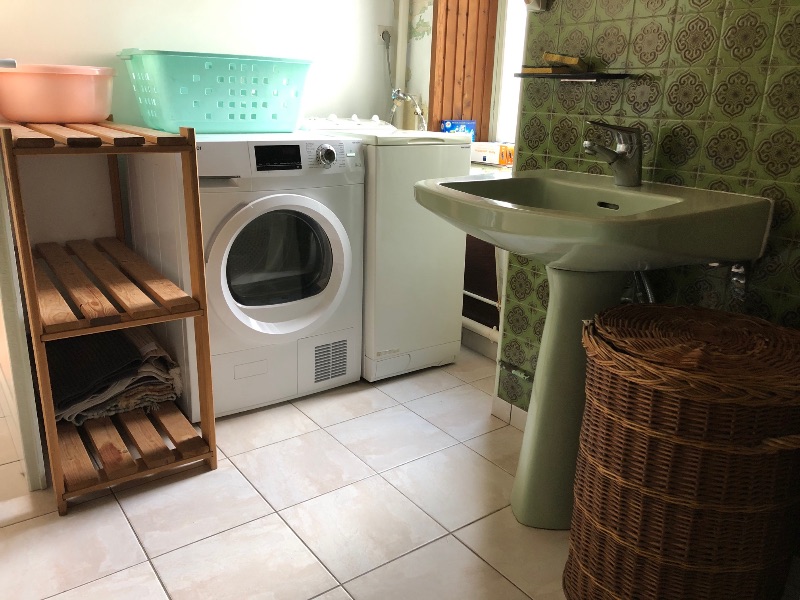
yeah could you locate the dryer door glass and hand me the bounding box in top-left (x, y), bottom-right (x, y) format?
top-left (226, 210), bottom-right (333, 306)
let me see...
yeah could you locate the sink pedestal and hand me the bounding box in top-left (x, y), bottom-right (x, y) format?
top-left (510, 267), bottom-right (629, 530)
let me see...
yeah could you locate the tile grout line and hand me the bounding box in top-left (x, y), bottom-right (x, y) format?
top-left (111, 489), bottom-right (174, 600)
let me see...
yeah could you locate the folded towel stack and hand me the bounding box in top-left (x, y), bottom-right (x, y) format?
top-left (46, 328), bottom-right (182, 425)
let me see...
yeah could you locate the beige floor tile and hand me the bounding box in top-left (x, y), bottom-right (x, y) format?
top-left (472, 375), bottom-right (496, 396)
top-left (49, 562), bottom-right (168, 599)
top-left (0, 418), bottom-right (17, 465)
top-left (382, 445), bottom-right (513, 531)
top-left (0, 461), bottom-right (57, 527)
top-left (464, 426), bottom-right (524, 475)
top-left (455, 506), bottom-right (569, 599)
top-left (345, 535), bottom-right (528, 600)
top-left (314, 588), bottom-right (353, 600)
top-left (293, 381), bottom-right (397, 427)
top-left (374, 368), bottom-right (464, 403)
top-left (281, 476), bottom-right (446, 582)
top-left (231, 429), bottom-right (374, 511)
top-left (326, 405), bottom-right (457, 472)
top-left (0, 496), bottom-right (145, 600)
top-left (405, 384), bottom-right (506, 441)
top-left (444, 347), bottom-right (497, 383)
top-left (115, 459), bottom-right (272, 557)
top-left (215, 402), bottom-right (319, 456)
top-left (153, 514), bottom-right (336, 600)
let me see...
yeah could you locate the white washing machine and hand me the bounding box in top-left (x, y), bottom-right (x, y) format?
top-left (128, 133), bottom-right (364, 418)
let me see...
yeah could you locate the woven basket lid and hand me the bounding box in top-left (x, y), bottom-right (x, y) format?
top-left (592, 304), bottom-right (800, 387)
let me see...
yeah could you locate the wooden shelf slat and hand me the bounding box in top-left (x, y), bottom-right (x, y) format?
top-left (96, 238), bottom-right (199, 313)
top-left (37, 242), bottom-right (121, 326)
top-left (97, 121), bottom-right (187, 146)
top-left (33, 259), bottom-right (86, 334)
top-left (117, 409), bottom-right (175, 468)
top-left (26, 124), bottom-right (102, 148)
top-left (0, 122), bottom-right (55, 149)
top-left (83, 417), bottom-right (139, 479)
top-left (56, 422), bottom-right (100, 491)
top-left (41, 308), bottom-right (204, 341)
top-left (66, 124), bottom-right (145, 147)
top-left (151, 403), bottom-right (208, 459)
top-left (66, 239), bottom-right (168, 320)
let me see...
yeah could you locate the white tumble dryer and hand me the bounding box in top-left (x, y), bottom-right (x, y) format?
top-left (128, 133), bottom-right (364, 419)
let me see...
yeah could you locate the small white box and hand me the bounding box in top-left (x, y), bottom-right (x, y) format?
top-left (471, 142), bottom-right (502, 165)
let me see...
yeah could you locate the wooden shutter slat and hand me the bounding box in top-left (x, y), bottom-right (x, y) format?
top-left (462, 0), bottom-right (482, 119)
top-left (479, 0), bottom-right (499, 142)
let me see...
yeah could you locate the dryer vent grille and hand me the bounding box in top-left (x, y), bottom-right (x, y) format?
top-left (314, 340), bottom-right (347, 383)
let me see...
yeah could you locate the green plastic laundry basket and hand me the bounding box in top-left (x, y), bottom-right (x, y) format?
top-left (118, 49), bottom-right (311, 133)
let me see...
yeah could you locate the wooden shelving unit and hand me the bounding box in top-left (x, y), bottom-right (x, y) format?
top-left (0, 121), bottom-right (217, 514)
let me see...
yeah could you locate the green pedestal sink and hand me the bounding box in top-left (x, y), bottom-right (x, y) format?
top-left (414, 169), bottom-right (773, 530)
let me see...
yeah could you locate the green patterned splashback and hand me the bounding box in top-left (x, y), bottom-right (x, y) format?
top-left (499, 0), bottom-right (799, 409)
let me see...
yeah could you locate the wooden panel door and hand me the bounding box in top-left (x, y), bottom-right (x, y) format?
top-left (429, 0), bottom-right (498, 141)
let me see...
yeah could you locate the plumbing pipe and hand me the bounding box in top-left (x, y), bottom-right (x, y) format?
top-left (462, 315), bottom-right (500, 343)
top-left (394, 0), bottom-right (409, 92)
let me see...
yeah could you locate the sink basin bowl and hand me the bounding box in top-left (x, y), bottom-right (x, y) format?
top-left (414, 170), bottom-right (773, 271)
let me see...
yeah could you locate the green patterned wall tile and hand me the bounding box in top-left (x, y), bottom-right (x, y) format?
top-left (556, 24), bottom-right (596, 68)
top-left (743, 287), bottom-right (777, 321)
top-left (750, 238), bottom-right (794, 294)
top-left (514, 152), bottom-right (548, 172)
top-left (596, 0), bottom-right (636, 21)
top-left (553, 81), bottom-right (588, 114)
top-left (498, 370), bottom-right (533, 411)
top-left (762, 67), bottom-right (800, 125)
top-left (655, 120), bottom-right (703, 173)
top-left (634, 0), bottom-right (678, 18)
top-left (550, 157), bottom-right (582, 171)
top-left (560, 0), bottom-right (596, 24)
top-left (532, 0), bottom-right (562, 25)
top-left (521, 79), bottom-right (555, 114)
top-left (783, 240), bottom-right (800, 293)
top-left (621, 71), bottom-right (666, 118)
top-left (773, 5), bottom-right (800, 66)
top-left (526, 24), bottom-right (560, 65)
top-left (501, 331), bottom-right (539, 372)
top-left (645, 269), bottom-right (679, 302)
top-left (732, 0), bottom-right (782, 9)
top-left (504, 297), bottom-right (534, 338)
top-left (527, 270), bottom-right (549, 312)
top-left (548, 114), bottom-right (585, 158)
top-left (509, 253), bottom-right (534, 269)
top-left (697, 121), bottom-right (755, 178)
top-left (709, 68), bottom-right (766, 126)
top-left (586, 79), bottom-right (625, 115)
top-left (662, 68), bottom-right (713, 120)
top-left (670, 10), bottom-right (722, 68)
top-left (717, 8), bottom-right (777, 68)
top-left (694, 172), bottom-right (750, 193)
top-left (650, 168), bottom-right (696, 186)
top-left (772, 293), bottom-right (800, 329)
top-left (751, 125), bottom-right (800, 182)
top-left (593, 21), bottom-right (633, 69)
top-left (627, 16), bottom-right (674, 68)
top-left (754, 180), bottom-right (800, 241)
top-left (676, 0), bottom-right (727, 15)
top-left (507, 266), bottom-right (537, 302)
top-left (673, 264), bottom-right (728, 309)
top-left (519, 113), bottom-right (551, 153)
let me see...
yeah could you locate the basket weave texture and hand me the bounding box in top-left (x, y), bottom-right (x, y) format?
top-left (563, 304), bottom-right (800, 600)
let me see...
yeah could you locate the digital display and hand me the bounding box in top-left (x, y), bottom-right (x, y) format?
top-left (254, 144), bottom-right (302, 171)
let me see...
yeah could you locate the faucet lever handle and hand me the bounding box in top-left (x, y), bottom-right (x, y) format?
top-left (586, 120), bottom-right (641, 147)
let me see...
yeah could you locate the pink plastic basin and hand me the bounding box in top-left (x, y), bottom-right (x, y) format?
top-left (0, 64), bottom-right (114, 123)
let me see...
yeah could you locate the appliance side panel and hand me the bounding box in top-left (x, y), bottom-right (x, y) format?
top-left (365, 143), bottom-right (469, 362)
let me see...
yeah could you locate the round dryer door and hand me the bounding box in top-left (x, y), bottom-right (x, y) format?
top-left (206, 193), bottom-right (352, 344)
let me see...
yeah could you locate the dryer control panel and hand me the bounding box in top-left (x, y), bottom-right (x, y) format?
top-left (196, 133), bottom-right (364, 191)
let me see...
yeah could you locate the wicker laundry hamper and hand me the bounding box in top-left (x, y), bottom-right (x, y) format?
top-left (563, 304), bottom-right (800, 600)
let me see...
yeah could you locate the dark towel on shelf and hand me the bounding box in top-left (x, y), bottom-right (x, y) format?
top-left (46, 330), bottom-right (142, 410)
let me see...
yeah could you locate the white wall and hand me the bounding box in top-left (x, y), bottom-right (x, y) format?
top-left (3, 0), bottom-right (396, 123)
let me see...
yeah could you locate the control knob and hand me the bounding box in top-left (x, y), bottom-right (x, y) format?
top-left (316, 144), bottom-right (337, 168)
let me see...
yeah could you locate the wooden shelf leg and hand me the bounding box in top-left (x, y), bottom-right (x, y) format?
top-left (179, 127), bottom-right (217, 470)
top-left (1, 128), bottom-right (68, 512)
